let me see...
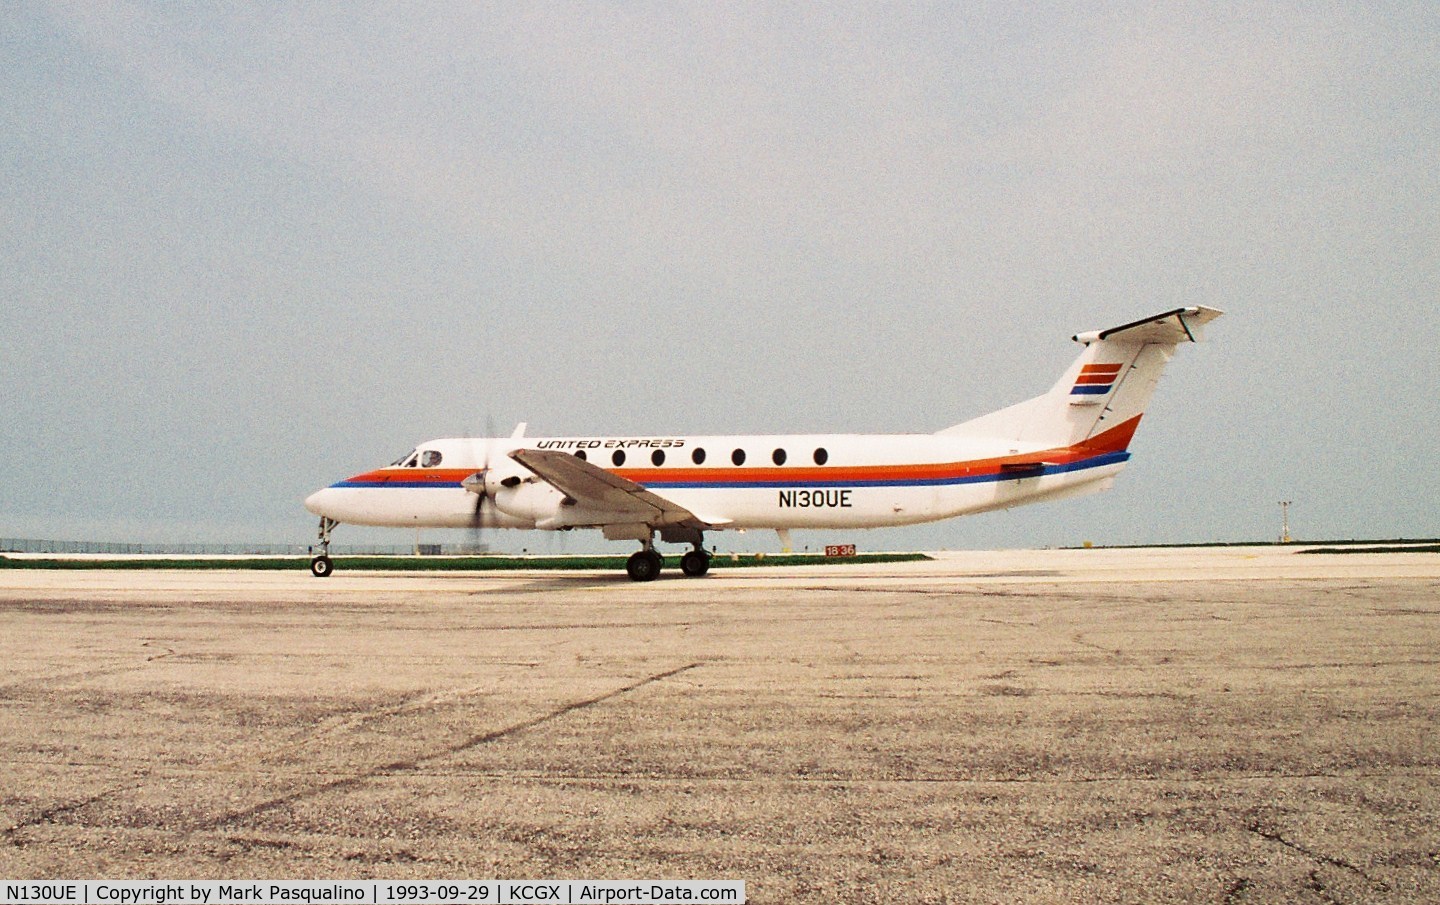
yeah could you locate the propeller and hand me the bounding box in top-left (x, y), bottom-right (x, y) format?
top-left (461, 419), bottom-right (529, 554)
top-left (460, 417), bottom-right (498, 554)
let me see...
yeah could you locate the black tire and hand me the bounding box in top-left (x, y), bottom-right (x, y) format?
top-left (310, 556), bottom-right (334, 578)
top-left (626, 550), bottom-right (662, 582)
top-left (680, 550), bottom-right (711, 577)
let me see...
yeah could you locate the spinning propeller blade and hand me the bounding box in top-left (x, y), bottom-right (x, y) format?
top-left (460, 417), bottom-right (498, 553)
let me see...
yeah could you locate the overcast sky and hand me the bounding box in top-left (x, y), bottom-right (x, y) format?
top-left (3, 2), bottom-right (1437, 552)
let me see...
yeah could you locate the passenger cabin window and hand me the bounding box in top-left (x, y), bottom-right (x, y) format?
top-left (772, 448), bottom-right (787, 466)
top-left (813, 447), bottom-right (829, 465)
top-left (692, 448), bottom-right (707, 465)
top-left (652, 449), bottom-right (666, 466)
top-left (420, 450), bottom-right (443, 468)
top-left (732, 449), bottom-right (746, 466)
top-left (612, 450), bottom-right (627, 467)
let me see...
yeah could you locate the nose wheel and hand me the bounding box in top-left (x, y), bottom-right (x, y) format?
top-left (310, 517), bottom-right (338, 578)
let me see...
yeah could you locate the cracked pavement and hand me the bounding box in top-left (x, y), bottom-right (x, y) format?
top-left (1, 547), bottom-right (1438, 902)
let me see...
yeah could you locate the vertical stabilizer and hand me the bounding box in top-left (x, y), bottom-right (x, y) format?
top-left (939, 307), bottom-right (1222, 449)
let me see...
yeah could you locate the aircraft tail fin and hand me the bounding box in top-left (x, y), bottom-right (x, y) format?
top-left (939, 307), bottom-right (1222, 449)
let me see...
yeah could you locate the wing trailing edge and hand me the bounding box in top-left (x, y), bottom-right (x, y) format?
top-left (509, 448), bottom-right (730, 529)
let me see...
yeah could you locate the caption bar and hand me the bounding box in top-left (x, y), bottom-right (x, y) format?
top-left (1, 884), bottom-right (744, 905)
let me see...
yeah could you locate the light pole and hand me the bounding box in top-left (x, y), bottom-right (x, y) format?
top-left (1278, 500), bottom-right (1292, 544)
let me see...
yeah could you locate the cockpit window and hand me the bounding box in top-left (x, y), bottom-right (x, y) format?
top-left (421, 450), bottom-right (443, 468)
top-left (389, 449), bottom-right (417, 467)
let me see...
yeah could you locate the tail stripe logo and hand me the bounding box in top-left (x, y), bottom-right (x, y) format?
top-left (1071, 363), bottom-right (1123, 396)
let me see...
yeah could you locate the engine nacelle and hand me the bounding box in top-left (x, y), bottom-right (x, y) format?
top-left (490, 478), bottom-right (567, 523)
top-left (466, 468), bottom-right (656, 531)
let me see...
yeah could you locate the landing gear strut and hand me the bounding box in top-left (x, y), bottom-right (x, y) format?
top-left (310, 517), bottom-right (338, 578)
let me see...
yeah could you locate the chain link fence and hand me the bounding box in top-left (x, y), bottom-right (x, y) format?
top-left (0, 538), bottom-right (489, 556)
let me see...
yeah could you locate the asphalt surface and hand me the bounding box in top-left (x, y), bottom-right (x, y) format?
top-left (1, 547), bottom-right (1438, 902)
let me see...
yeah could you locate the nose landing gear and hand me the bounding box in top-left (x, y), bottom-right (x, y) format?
top-left (309, 517), bottom-right (338, 578)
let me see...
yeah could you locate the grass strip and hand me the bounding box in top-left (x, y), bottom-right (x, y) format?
top-left (1298, 545), bottom-right (1440, 555)
top-left (0, 552), bottom-right (931, 571)
top-left (1066, 538), bottom-right (1440, 550)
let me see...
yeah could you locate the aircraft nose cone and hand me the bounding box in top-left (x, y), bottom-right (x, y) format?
top-left (304, 488), bottom-right (336, 518)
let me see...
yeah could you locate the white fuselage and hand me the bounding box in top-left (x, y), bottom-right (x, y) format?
top-left (303, 426), bottom-right (1133, 533)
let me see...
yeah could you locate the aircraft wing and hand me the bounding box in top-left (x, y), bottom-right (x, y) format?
top-left (509, 448), bottom-right (725, 528)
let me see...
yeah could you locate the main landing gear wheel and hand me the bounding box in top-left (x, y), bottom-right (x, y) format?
top-left (626, 549), bottom-right (663, 582)
top-left (309, 555), bottom-right (333, 578)
top-left (680, 550), bottom-right (711, 577)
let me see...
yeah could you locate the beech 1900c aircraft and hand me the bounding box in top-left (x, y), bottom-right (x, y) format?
top-left (304, 307), bottom-right (1222, 580)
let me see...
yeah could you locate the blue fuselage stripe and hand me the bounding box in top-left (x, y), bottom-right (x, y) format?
top-left (646, 450), bottom-right (1129, 489)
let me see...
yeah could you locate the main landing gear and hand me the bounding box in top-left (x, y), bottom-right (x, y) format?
top-left (680, 548), bottom-right (711, 577)
top-left (309, 517), bottom-right (338, 578)
top-left (626, 548), bottom-right (664, 582)
top-left (625, 533), bottom-right (710, 582)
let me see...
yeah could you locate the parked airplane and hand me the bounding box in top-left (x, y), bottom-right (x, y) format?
top-left (304, 306), bottom-right (1221, 580)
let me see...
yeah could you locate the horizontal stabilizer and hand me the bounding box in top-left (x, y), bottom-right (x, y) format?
top-left (1073, 306), bottom-right (1223, 346)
